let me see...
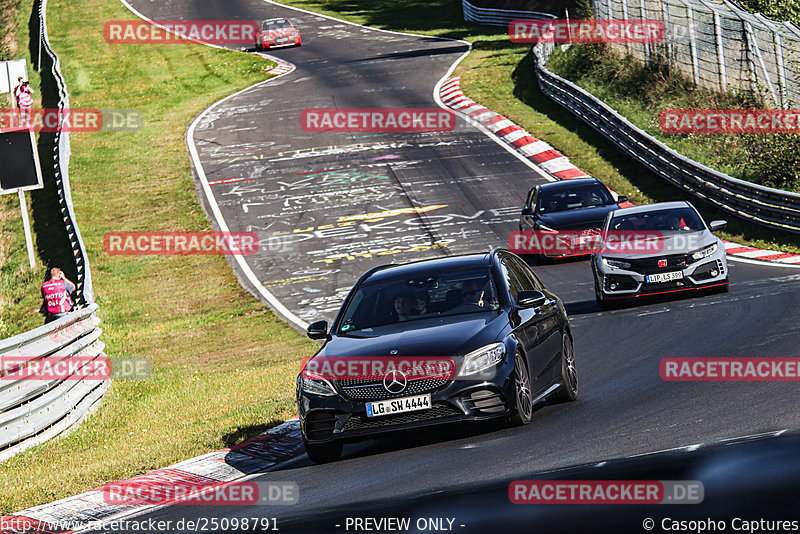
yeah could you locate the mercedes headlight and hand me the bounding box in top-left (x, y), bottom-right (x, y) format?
top-left (300, 373), bottom-right (337, 396)
top-left (692, 243), bottom-right (718, 261)
top-left (458, 343), bottom-right (506, 376)
top-left (602, 257), bottom-right (631, 270)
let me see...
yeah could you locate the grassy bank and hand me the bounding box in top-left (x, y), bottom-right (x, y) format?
top-left (0, 0), bottom-right (317, 513)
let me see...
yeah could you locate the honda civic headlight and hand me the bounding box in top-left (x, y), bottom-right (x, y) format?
top-left (300, 373), bottom-right (337, 396)
top-left (458, 343), bottom-right (506, 376)
top-left (692, 243), bottom-right (718, 260)
top-left (602, 257), bottom-right (631, 270)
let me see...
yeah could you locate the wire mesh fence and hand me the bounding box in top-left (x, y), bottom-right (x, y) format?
top-left (594, 0), bottom-right (800, 108)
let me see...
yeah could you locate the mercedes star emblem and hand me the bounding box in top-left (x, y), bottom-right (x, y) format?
top-left (383, 370), bottom-right (408, 394)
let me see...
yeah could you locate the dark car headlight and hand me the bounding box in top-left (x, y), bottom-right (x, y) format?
top-left (692, 243), bottom-right (718, 261)
top-left (300, 374), bottom-right (337, 396)
top-left (458, 343), bottom-right (506, 376)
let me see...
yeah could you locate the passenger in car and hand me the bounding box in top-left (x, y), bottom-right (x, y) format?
top-left (393, 293), bottom-right (412, 321)
top-left (410, 290), bottom-right (429, 317)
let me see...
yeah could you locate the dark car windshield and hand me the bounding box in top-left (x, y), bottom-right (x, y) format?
top-left (609, 207), bottom-right (706, 232)
top-left (261, 19), bottom-right (293, 31)
top-left (537, 184), bottom-right (614, 213)
top-left (337, 267), bottom-right (500, 334)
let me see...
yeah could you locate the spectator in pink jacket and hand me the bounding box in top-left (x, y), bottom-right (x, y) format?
top-left (41, 267), bottom-right (75, 323)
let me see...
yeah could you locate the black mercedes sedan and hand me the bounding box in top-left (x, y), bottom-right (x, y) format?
top-left (519, 177), bottom-right (629, 233)
top-left (297, 249), bottom-right (577, 463)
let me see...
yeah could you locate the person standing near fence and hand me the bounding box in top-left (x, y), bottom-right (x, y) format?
top-left (41, 267), bottom-right (75, 323)
top-left (14, 78), bottom-right (34, 127)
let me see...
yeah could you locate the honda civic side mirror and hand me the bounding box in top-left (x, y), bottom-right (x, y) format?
top-left (709, 220), bottom-right (727, 232)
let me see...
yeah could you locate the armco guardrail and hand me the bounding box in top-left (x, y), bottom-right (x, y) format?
top-left (0, 0), bottom-right (106, 462)
top-left (462, 0), bottom-right (555, 26)
top-left (39, 0), bottom-right (94, 305)
top-left (0, 304), bottom-right (109, 462)
top-left (533, 40), bottom-right (800, 234)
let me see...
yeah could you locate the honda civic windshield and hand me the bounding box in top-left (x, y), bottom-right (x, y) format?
top-left (609, 207), bottom-right (706, 232)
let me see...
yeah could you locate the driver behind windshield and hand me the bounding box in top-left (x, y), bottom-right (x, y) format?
top-left (447, 280), bottom-right (487, 313)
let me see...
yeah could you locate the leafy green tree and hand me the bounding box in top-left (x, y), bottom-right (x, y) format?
top-left (736, 0), bottom-right (800, 22)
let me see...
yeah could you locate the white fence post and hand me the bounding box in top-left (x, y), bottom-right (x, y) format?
top-left (775, 32), bottom-right (788, 108)
top-left (662, 0), bottom-right (674, 63)
top-left (745, 21), bottom-right (779, 105)
top-left (714, 10), bottom-right (728, 91)
top-left (622, 0), bottom-right (631, 55)
top-left (641, 0), bottom-right (651, 60)
top-left (683, 0), bottom-right (700, 85)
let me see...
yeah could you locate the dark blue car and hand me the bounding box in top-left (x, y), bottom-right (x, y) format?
top-left (519, 177), bottom-right (629, 233)
top-left (297, 249), bottom-right (577, 463)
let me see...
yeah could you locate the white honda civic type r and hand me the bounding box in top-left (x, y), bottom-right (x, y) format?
top-left (592, 201), bottom-right (729, 309)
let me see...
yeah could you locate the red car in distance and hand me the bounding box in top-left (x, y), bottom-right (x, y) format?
top-left (255, 18), bottom-right (301, 50)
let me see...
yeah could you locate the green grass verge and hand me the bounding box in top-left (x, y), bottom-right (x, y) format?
top-left (0, 0), bottom-right (317, 513)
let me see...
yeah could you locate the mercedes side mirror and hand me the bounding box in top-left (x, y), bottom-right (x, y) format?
top-left (616, 195), bottom-right (629, 204)
top-left (521, 206), bottom-right (532, 216)
top-left (517, 290), bottom-right (546, 309)
top-left (709, 220), bottom-right (727, 232)
top-left (307, 320), bottom-right (329, 340)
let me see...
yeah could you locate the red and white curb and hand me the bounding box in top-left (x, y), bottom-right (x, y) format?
top-left (0, 419), bottom-right (303, 533)
top-left (722, 241), bottom-right (800, 264)
top-left (265, 59), bottom-right (294, 76)
top-left (440, 75), bottom-right (800, 265)
top-left (440, 76), bottom-right (596, 182)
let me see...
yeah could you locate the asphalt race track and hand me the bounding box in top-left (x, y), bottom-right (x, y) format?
top-left (101, 1), bottom-right (800, 531)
